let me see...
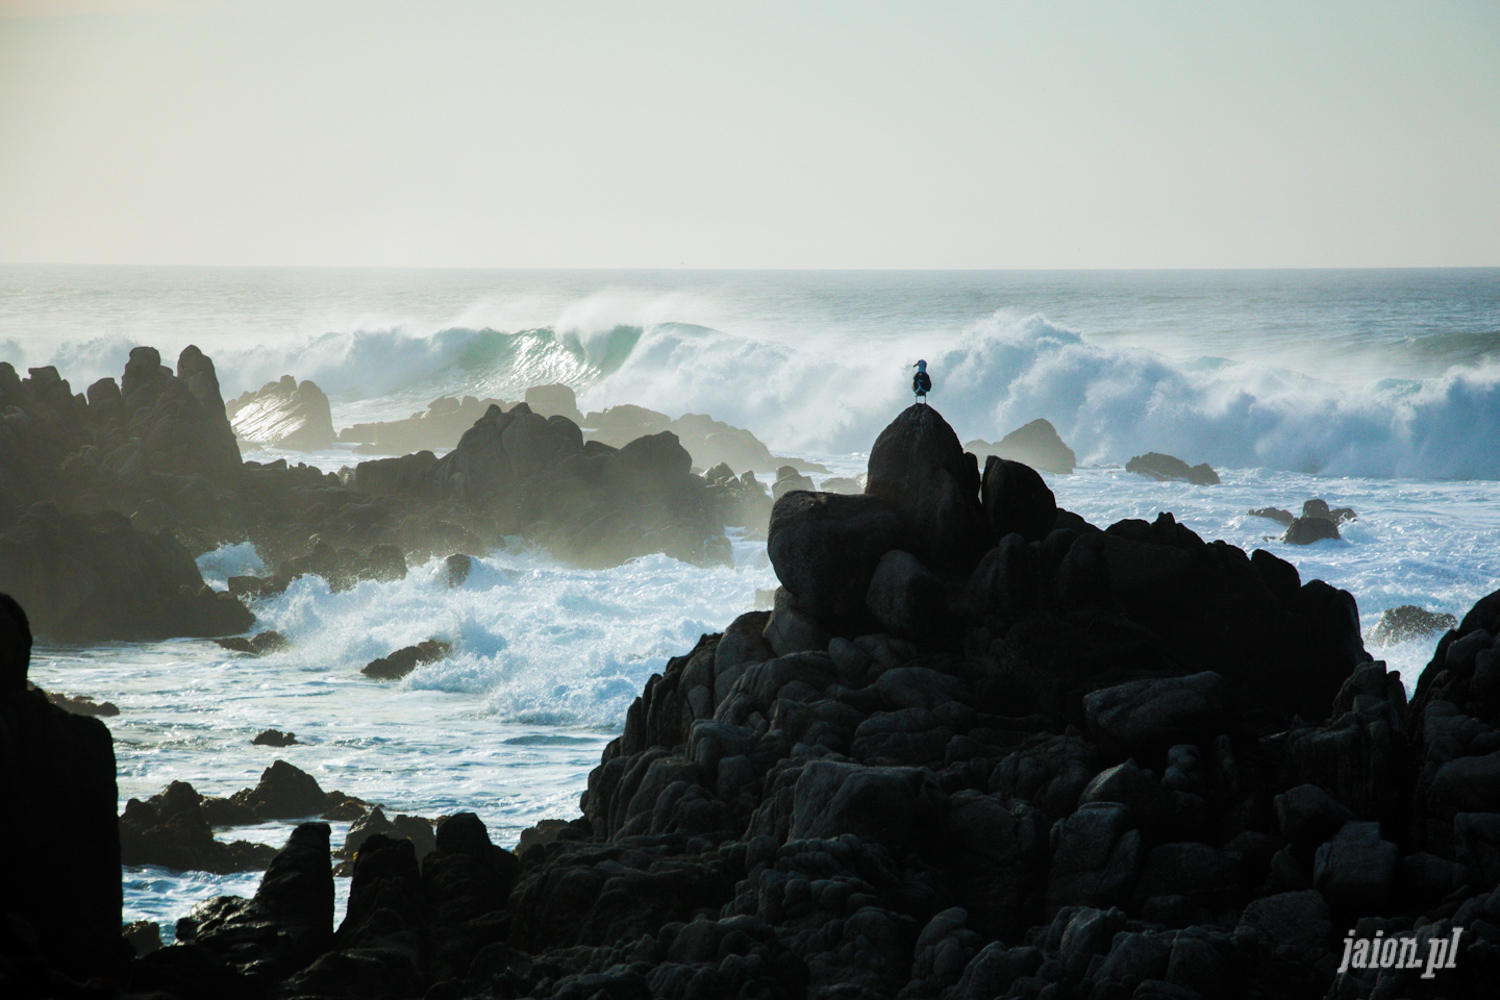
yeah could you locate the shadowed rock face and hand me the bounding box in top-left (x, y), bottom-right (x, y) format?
top-left (0, 594), bottom-right (123, 982)
top-left (0, 504), bottom-right (254, 641)
top-left (865, 404), bottom-right (990, 575)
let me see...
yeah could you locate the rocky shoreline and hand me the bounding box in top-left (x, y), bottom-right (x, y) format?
top-left (0, 348), bottom-right (754, 642)
top-left (3, 402), bottom-right (1500, 998)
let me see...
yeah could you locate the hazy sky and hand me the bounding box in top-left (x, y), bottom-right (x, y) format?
top-left (1, 0), bottom-right (1496, 269)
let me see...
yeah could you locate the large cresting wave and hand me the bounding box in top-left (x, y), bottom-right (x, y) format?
top-left (27, 308), bottom-right (1500, 480)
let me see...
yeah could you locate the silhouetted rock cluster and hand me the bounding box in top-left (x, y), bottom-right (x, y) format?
top-left (119, 760), bottom-right (370, 876)
top-left (0, 348), bottom-right (748, 640)
top-left (1249, 499), bottom-right (1359, 546)
top-left (12, 399), bottom-right (1500, 998)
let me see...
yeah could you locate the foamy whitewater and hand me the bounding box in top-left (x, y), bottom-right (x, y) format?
top-left (6, 265), bottom-right (1500, 938)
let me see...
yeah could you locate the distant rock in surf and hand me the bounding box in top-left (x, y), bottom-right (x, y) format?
top-left (966, 417), bottom-right (1077, 474)
top-left (1365, 605), bottom-right (1457, 646)
top-left (584, 403), bottom-right (824, 475)
top-left (771, 464), bottom-right (815, 500)
top-left (1250, 498), bottom-right (1357, 532)
top-left (253, 728), bottom-right (299, 747)
top-left (1282, 515), bottom-right (1342, 545)
top-left (217, 630), bottom-right (290, 656)
top-left (362, 639), bottom-right (452, 680)
top-left (1302, 497), bottom-right (1357, 524)
top-left (1126, 451), bottom-right (1220, 485)
top-left (227, 374), bottom-right (337, 452)
top-left (340, 394), bottom-right (510, 454)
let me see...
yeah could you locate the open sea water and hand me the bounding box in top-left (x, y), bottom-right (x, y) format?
top-left (5, 265), bottom-right (1500, 938)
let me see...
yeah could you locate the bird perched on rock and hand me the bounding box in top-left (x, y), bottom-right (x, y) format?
top-left (912, 359), bottom-right (932, 403)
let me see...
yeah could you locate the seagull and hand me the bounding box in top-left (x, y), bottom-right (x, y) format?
top-left (912, 359), bottom-right (932, 403)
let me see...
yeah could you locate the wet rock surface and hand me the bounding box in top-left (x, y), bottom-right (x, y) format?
top-left (226, 375), bottom-right (336, 451)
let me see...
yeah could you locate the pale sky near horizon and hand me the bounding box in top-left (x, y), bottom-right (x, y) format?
top-left (1, 0), bottom-right (1496, 270)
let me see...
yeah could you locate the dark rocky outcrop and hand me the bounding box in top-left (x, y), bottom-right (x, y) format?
top-left (1283, 516), bottom-right (1341, 545)
top-left (1127, 452), bottom-right (1220, 485)
top-left (226, 375), bottom-right (336, 451)
top-left (1366, 605), bottom-right (1458, 646)
top-left (119, 780), bottom-right (279, 874)
top-left (37, 403), bottom-right (1500, 999)
top-left (866, 404), bottom-right (990, 575)
top-left (363, 639), bottom-right (453, 680)
top-left (0, 594), bottom-right (124, 982)
top-left (966, 417), bottom-right (1077, 475)
top-left (30, 683), bottom-right (119, 716)
top-left (0, 503), bottom-right (254, 641)
top-left (0, 349), bottom-right (746, 643)
top-left (253, 728), bottom-right (298, 747)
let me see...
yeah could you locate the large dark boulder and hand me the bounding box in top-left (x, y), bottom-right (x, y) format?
top-left (226, 374), bottom-right (337, 451)
top-left (0, 594), bottom-right (124, 980)
top-left (866, 404), bottom-right (991, 574)
top-left (119, 345), bottom-right (242, 479)
top-left (767, 490), bottom-right (906, 631)
top-left (981, 456), bottom-right (1058, 542)
top-left (175, 823), bottom-right (335, 983)
top-left (0, 503), bottom-right (254, 642)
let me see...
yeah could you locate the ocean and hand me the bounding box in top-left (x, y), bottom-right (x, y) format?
top-left (5, 264), bottom-right (1500, 938)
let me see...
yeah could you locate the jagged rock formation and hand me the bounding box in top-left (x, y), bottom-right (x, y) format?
top-left (0, 349), bottom-right (742, 640)
top-left (226, 375), bottom-right (336, 451)
top-left (18, 404), bottom-right (1500, 999)
top-left (967, 417), bottom-right (1077, 475)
